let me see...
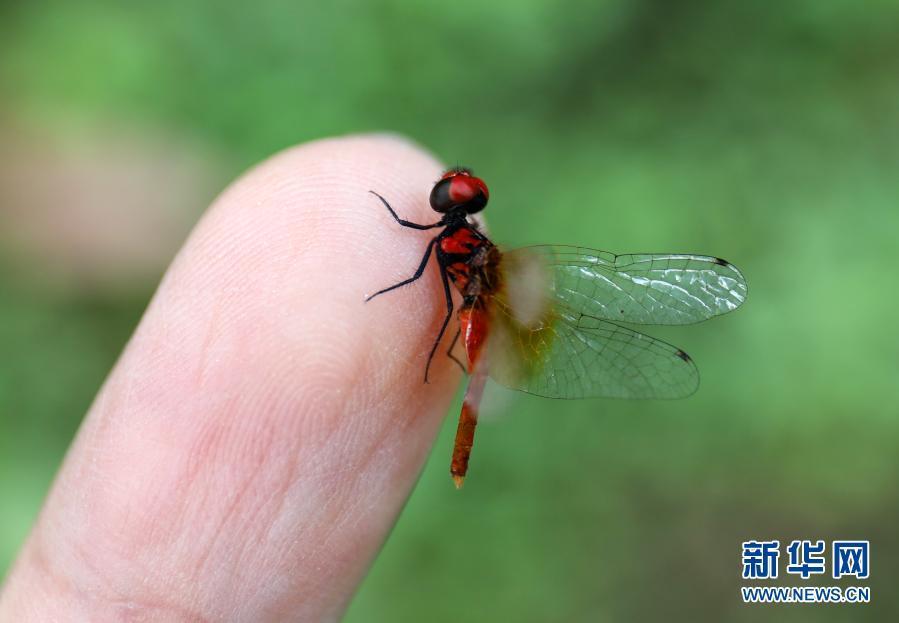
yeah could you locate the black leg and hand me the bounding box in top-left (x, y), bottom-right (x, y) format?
top-left (366, 237), bottom-right (437, 302)
top-left (423, 260), bottom-right (455, 383)
top-left (446, 329), bottom-right (466, 373)
top-left (370, 191), bottom-right (444, 230)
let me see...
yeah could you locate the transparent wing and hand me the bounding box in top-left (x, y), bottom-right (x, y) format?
top-left (484, 246), bottom-right (704, 399)
top-left (502, 245), bottom-right (747, 325)
top-left (488, 303), bottom-right (699, 399)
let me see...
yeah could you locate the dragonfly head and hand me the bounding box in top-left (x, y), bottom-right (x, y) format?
top-left (430, 167), bottom-right (489, 215)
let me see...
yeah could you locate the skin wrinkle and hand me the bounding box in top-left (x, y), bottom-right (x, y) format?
top-left (44, 528), bottom-right (160, 619)
top-left (266, 421), bottom-right (425, 621)
top-left (0, 135), bottom-right (459, 622)
top-left (248, 487), bottom-right (366, 618)
top-left (184, 364), bottom-right (376, 616)
top-left (55, 413), bottom-right (173, 588)
top-left (22, 533), bottom-right (76, 612)
top-left (21, 540), bottom-right (206, 622)
top-left (185, 409), bottom-right (277, 583)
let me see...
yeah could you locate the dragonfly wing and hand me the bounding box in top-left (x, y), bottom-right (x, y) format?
top-left (488, 302), bottom-right (699, 399)
top-left (485, 246), bottom-right (700, 399)
top-left (502, 245), bottom-right (747, 325)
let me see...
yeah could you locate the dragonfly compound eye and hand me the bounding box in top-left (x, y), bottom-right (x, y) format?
top-left (429, 170), bottom-right (489, 214)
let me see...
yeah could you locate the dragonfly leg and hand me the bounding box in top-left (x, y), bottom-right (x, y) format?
top-left (423, 260), bottom-right (454, 383)
top-left (446, 329), bottom-right (466, 373)
top-left (369, 191), bottom-right (444, 230)
top-left (365, 237), bottom-right (437, 302)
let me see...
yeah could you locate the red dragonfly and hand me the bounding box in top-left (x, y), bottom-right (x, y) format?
top-left (367, 168), bottom-right (747, 488)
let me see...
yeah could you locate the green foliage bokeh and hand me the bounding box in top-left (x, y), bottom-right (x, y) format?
top-left (2, 1), bottom-right (898, 620)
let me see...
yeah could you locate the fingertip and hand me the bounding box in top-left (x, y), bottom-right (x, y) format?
top-left (167, 131), bottom-right (457, 401)
top-left (2, 133), bottom-right (461, 621)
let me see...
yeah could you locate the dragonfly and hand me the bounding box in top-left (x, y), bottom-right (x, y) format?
top-left (366, 167), bottom-right (747, 488)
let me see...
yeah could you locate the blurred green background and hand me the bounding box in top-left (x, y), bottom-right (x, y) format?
top-left (2, 1), bottom-right (897, 620)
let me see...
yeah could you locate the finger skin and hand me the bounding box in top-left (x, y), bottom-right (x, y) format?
top-left (0, 135), bottom-right (458, 622)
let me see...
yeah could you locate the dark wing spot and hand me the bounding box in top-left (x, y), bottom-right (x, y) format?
top-left (675, 349), bottom-right (692, 362)
top-left (713, 257), bottom-right (730, 266)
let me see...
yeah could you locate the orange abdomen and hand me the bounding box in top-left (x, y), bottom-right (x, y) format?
top-left (458, 304), bottom-right (489, 373)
